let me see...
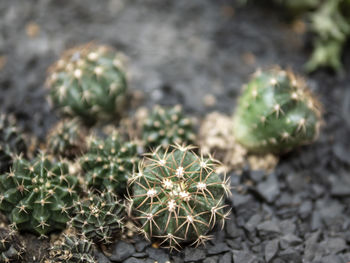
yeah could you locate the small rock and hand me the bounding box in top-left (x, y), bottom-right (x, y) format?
top-left (207, 242), bottom-right (230, 255)
top-left (257, 220), bottom-right (281, 237)
top-left (321, 255), bottom-right (342, 263)
top-left (203, 256), bottom-right (219, 263)
top-left (146, 247), bottom-right (170, 263)
top-left (233, 250), bottom-right (257, 263)
top-left (265, 239), bottom-right (279, 262)
top-left (330, 174), bottom-right (350, 196)
top-left (184, 247), bottom-right (206, 262)
top-left (219, 252), bottom-right (232, 263)
top-left (123, 258), bottom-right (144, 263)
top-left (110, 241), bottom-right (135, 262)
top-left (135, 241), bottom-right (150, 252)
top-left (94, 250), bottom-right (111, 263)
top-left (280, 234), bottom-right (302, 248)
top-left (278, 248), bottom-right (302, 262)
top-left (256, 173), bottom-right (280, 203)
top-left (244, 214), bottom-right (262, 233)
top-left (298, 200), bottom-right (312, 219)
top-left (132, 252), bottom-right (148, 258)
top-left (322, 237), bottom-right (347, 254)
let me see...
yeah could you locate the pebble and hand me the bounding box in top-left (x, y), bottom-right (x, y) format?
top-left (264, 239), bottom-right (279, 262)
top-left (110, 241), bottom-right (135, 262)
top-left (145, 248), bottom-right (170, 263)
top-left (256, 173), bottom-right (280, 203)
top-left (184, 247), bottom-right (206, 262)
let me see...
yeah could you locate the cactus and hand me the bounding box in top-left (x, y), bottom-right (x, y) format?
top-left (142, 105), bottom-right (196, 150)
top-left (232, 68), bottom-right (322, 154)
top-left (71, 190), bottom-right (125, 244)
top-left (49, 235), bottom-right (96, 263)
top-left (46, 118), bottom-right (87, 159)
top-left (0, 114), bottom-right (27, 174)
top-left (128, 144), bottom-right (230, 250)
top-left (0, 154), bottom-right (80, 236)
top-left (46, 43), bottom-right (128, 123)
top-left (0, 226), bottom-right (26, 262)
top-left (80, 131), bottom-right (138, 195)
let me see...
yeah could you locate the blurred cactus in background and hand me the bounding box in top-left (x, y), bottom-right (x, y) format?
top-left (233, 68), bottom-right (322, 154)
top-left (46, 43), bottom-right (128, 123)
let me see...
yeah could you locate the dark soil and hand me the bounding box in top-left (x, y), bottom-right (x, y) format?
top-left (1, 0), bottom-right (350, 262)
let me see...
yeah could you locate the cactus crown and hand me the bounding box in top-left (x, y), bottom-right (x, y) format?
top-left (0, 154), bottom-right (80, 236)
top-left (49, 235), bottom-right (96, 263)
top-left (71, 190), bottom-right (125, 244)
top-left (46, 43), bottom-right (128, 123)
top-left (46, 118), bottom-right (86, 159)
top-left (81, 131), bottom-right (138, 195)
top-left (0, 114), bottom-right (27, 174)
top-left (142, 105), bottom-right (196, 150)
top-left (233, 68), bottom-right (322, 154)
top-left (129, 144), bottom-right (230, 251)
top-left (0, 226), bottom-right (25, 262)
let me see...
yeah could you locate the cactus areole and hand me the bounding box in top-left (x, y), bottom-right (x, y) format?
top-left (129, 144), bottom-right (230, 250)
top-left (233, 68), bottom-right (322, 154)
top-left (46, 43), bottom-right (128, 123)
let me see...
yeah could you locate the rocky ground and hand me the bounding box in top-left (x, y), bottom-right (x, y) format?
top-left (1, 0), bottom-right (350, 262)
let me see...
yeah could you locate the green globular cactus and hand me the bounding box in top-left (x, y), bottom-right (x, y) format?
top-left (0, 154), bottom-right (80, 236)
top-left (46, 119), bottom-right (87, 159)
top-left (0, 114), bottom-right (27, 174)
top-left (71, 190), bottom-right (125, 244)
top-left (46, 43), bottom-right (128, 123)
top-left (129, 144), bottom-right (230, 251)
top-left (49, 235), bottom-right (96, 263)
top-left (232, 68), bottom-right (322, 154)
top-left (0, 226), bottom-right (26, 262)
top-left (80, 131), bottom-right (138, 195)
top-left (142, 105), bottom-right (196, 150)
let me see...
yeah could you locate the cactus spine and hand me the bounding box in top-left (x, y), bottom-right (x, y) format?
top-left (233, 68), bottom-right (322, 154)
top-left (0, 154), bottom-right (80, 236)
top-left (0, 226), bottom-right (25, 262)
top-left (46, 43), bottom-right (128, 123)
top-left (129, 144), bottom-right (230, 250)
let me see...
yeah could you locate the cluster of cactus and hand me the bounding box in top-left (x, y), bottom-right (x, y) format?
top-left (49, 235), bottom-right (96, 263)
top-left (46, 43), bottom-right (128, 123)
top-left (129, 144), bottom-right (230, 250)
top-left (0, 114), bottom-right (27, 174)
top-left (232, 68), bottom-right (322, 154)
top-left (80, 131), bottom-right (138, 195)
top-left (0, 154), bottom-right (80, 236)
top-left (142, 105), bottom-right (196, 150)
top-left (0, 226), bottom-right (26, 262)
top-left (71, 190), bottom-right (125, 244)
top-left (46, 118), bottom-right (87, 159)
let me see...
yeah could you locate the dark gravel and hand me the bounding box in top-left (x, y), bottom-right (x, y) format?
top-left (1, 0), bottom-right (350, 262)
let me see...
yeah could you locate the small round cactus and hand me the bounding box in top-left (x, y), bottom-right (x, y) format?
top-left (46, 43), bottom-right (128, 123)
top-left (0, 154), bottom-right (80, 236)
top-left (129, 144), bottom-right (230, 250)
top-left (0, 226), bottom-right (26, 262)
top-left (49, 235), bottom-right (96, 263)
top-left (232, 68), bottom-right (322, 154)
top-left (142, 105), bottom-right (196, 150)
top-left (80, 131), bottom-right (138, 195)
top-left (46, 118), bottom-right (87, 159)
top-left (71, 190), bottom-right (125, 244)
top-left (0, 114), bottom-right (27, 174)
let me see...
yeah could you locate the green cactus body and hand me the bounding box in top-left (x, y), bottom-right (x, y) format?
top-left (0, 154), bottom-right (80, 236)
top-left (142, 105), bottom-right (196, 150)
top-left (81, 131), bottom-right (138, 194)
top-left (0, 114), bottom-right (27, 174)
top-left (0, 227), bottom-right (25, 262)
top-left (47, 119), bottom-right (87, 159)
top-left (129, 144), bottom-right (230, 250)
top-left (46, 43), bottom-right (128, 123)
top-left (49, 235), bottom-right (96, 263)
top-left (233, 68), bottom-right (322, 154)
top-left (71, 190), bottom-right (124, 244)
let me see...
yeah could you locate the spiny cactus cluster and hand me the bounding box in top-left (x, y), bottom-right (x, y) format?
top-left (71, 190), bottom-right (125, 244)
top-left (233, 68), bottom-right (322, 154)
top-left (46, 43), bottom-right (128, 123)
top-left (0, 226), bottom-right (26, 263)
top-left (0, 154), bottom-right (80, 236)
top-left (46, 118), bottom-right (87, 159)
top-left (129, 144), bottom-right (230, 250)
top-left (142, 105), bottom-right (196, 150)
top-left (49, 235), bottom-right (96, 263)
top-left (0, 114), bottom-right (27, 174)
top-left (80, 131), bottom-right (138, 195)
